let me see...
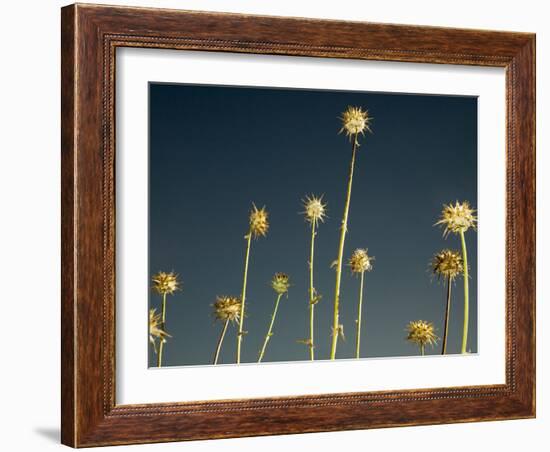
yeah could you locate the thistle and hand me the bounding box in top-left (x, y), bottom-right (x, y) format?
top-left (431, 249), bottom-right (463, 355)
top-left (271, 272), bottom-right (291, 295)
top-left (249, 204), bottom-right (269, 238)
top-left (340, 106), bottom-right (372, 139)
top-left (349, 248), bottom-right (374, 359)
top-left (406, 320), bottom-right (438, 356)
top-left (258, 273), bottom-right (290, 363)
top-left (236, 204), bottom-right (269, 363)
top-left (151, 271), bottom-right (180, 367)
top-left (301, 195), bottom-right (327, 360)
top-left (212, 296), bottom-right (242, 365)
top-left (152, 271), bottom-right (180, 295)
top-left (149, 308), bottom-right (171, 355)
top-left (436, 201), bottom-right (477, 354)
top-left (331, 106), bottom-right (372, 359)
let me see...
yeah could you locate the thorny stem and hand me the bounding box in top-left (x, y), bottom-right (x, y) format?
top-left (308, 221), bottom-right (317, 360)
top-left (236, 231), bottom-right (252, 363)
top-left (460, 230), bottom-right (470, 354)
top-left (258, 293), bottom-right (283, 363)
top-left (442, 275), bottom-right (452, 355)
top-left (213, 319), bottom-right (229, 365)
top-left (331, 134), bottom-right (359, 359)
top-left (355, 271), bottom-right (365, 359)
top-left (157, 292), bottom-right (167, 367)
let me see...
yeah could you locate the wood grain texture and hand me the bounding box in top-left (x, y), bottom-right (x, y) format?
top-left (61, 3), bottom-right (536, 447)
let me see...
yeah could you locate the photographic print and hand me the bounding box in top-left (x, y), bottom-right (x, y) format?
top-left (147, 83), bottom-right (478, 367)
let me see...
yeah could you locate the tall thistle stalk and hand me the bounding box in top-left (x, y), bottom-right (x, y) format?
top-left (258, 273), bottom-right (290, 363)
top-left (151, 271), bottom-right (180, 367)
top-left (431, 249), bottom-right (463, 354)
top-left (436, 201), bottom-right (477, 354)
top-left (302, 195), bottom-right (327, 360)
top-left (349, 248), bottom-right (374, 359)
top-left (331, 106), bottom-right (372, 360)
top-left (459, 231), bottom-right (470, 353)
top-left (406, 320), bottom-right (438, 356)
top-left (236, 204), bottom-right (269, 364)
top-left (212, 296), bottom-right (241, 365)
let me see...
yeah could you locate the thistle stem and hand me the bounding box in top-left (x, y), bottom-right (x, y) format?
top-left (420, 344), bottom-right (425, 356)
top-left (331, 135), bottom-right (358, 359)
top-left (308, 222), bottom-right (317, 360)
top-left (157, 292), bottom-right (167, 368)
top-left (442, 275), bottom-right (452, 355)
top-left (355, 271), bottom-right (365, 359)
top-left (258, 293), bottom-right (283, 363)
top-left (236, 231), bottom-right (252, 363)
top-left (213, 319), bottom-right (229, 365)
top-left (459, 230), bottom-right (469, 354)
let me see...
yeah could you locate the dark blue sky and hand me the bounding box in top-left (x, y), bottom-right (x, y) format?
top-left (148, 83), bottom-right (478, 367)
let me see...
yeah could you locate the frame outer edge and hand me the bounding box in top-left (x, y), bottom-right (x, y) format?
top-left (61, 3), bottom-right (77, 448)
top-left (514, 35), bottom-right (536, 416)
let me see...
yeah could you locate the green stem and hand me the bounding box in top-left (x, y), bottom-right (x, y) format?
top-left (442, 275), bottom-right (452, 355)
top-left (236, 232), bottom-right (252, 364)
top-left (331, 135), bottom-right (358, 360)
top-left (420, 344), bottom-right (425, 356)
top-left (355, 271), bottom-right (365, 359)
top-left (157, 292), bottom-right (167, 368)
top-left (460, 230), bottom-right (469, 354)
top-left (258, 293), bottom-right (283, 363)
top-left (213, 319), bottom-right (229, 365)
top-left (308, 222), bottom-right (316, 361)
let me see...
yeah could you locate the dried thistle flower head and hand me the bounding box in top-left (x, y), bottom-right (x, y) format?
top-left (302, 195), bottom-right (327, 226)
top-left (406, 320), bottom-right (438, 348)
top-left (149, 308), bottom-right (170, 352)
top-left (213, 296), bottom-right (242, 323)
top-left (348, 248), bottom-right (374, 274)
top-left (249, 204), bottom-right (269, 238)
top-left (152, 271), bottom-right (180, 295)
top-left (431, 249), bottom-right (464, 280)
top-left (436, 201), bottom-right (477, 236)
top-left (340, 106), bottom-right (372, 139)
top-left (271, 272), bottom-right (290, 295)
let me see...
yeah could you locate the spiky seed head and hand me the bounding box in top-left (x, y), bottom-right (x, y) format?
top-left (436, 201), bottom-right (477, 236)
top-left (152, 271), bottom-right (180, 295)
top-left (302, 195), bottom-right (327, 226)
top-left (406, 320), bottom-right (438, 349)
top-left (249, 204), bottom-right (269, 238)
top-left (149, 308), bottom-right (170, 353)
top-left (213, 296), bottom-right (242, 323)
top-left (271, 272), bottom-right (290, 295)
top-left (349, 248), bottom-right (374, 274)
top-left (340, 106), bottom-right (372, 139)
top-left (431, 249), bottom-right (464, 280)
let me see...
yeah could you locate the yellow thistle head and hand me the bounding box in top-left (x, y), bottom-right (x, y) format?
top-left (213, 296), bottom-right (242, 323)
top-left (406, 320), bottom-right (438, 349)
top-left (302, 195), bottom-right (327, 226)
top-left (149, 308), bottom-right (170, 353)
top-left (339, 106), bottom-right (372, 139)
top-left (152, 271), bottom-right (180, 295)
top-left (431, 249), bottom-right (464, 280)
top-left (348, 248), bottom-right (374, 274)
top-left (436, 201), bottom-right (477, 236)
top-left (271, 272), bottom-right (290, 295)
top-left (249, 204), bottom-right (269, 238)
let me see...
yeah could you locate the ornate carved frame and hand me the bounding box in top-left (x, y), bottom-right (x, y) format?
top-left (61, 3), bottom-right (535, 447)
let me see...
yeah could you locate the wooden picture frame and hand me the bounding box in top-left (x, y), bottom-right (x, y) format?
top-left (61, 3), bottom-right (535, 447)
